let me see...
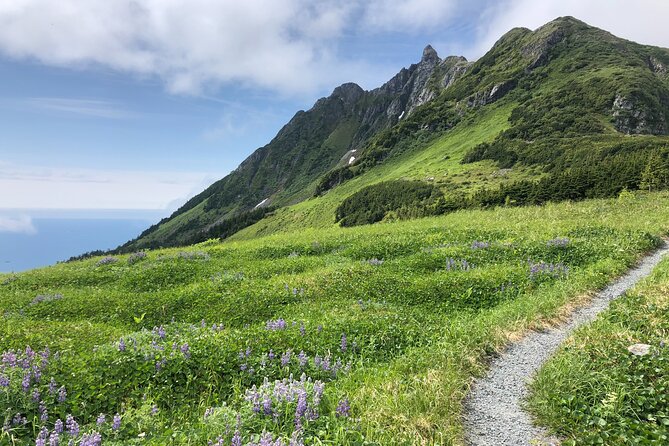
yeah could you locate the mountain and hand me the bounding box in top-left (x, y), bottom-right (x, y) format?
top-left (121, 17), bottom-right (669, 251)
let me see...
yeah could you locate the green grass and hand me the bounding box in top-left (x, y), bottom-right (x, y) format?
top-left (3, 192), bottom-right (669, 445)
top-left (232, 102), bottom-right (522, 239)
top-left (529, 246), bottom-right (669, 445)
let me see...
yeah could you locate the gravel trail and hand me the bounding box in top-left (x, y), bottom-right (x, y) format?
top-left (463, 245), bottom-right (669, 446)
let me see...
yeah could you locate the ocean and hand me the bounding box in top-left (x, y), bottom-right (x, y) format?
top-left (0, 214), bottom-right (160, 273)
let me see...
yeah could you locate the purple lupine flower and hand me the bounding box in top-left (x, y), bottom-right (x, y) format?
top-left (298, 351), bottom-right (308, 367)
top-left (57, 386), bottom-right (67, 403)
top-left (118, 338), bottom-right (126, 352)
top-left (266, 319), bottom-right (287, 331)
top-left (471, 240), bottom-right (490, 249)
top-left (317, 325), bottom-right (323, 333)
top-left (268, 349), bottom-right (276, 360)
top-left (336, 398), bottom-right (351, 417)
top-left (36, 427), bottom-right (48, 446)
top-left (340, 333), bottom-right (347, 352)
top-left (201, 319), bottom-right (206, 328)
top-left (65, 415), bottom-right (79, 437)
top-left (2, 351), bottom-right (17, 367)
top-left (204, 407), bottom-right (214, 418)
top-left (180, 343), bottom-right (191, 359)
top-left (313, 381), bottom-right (325, 405)
top-left (295, 389), bottom-right (308, 423)
top-left (112, 413), bottom-right (121, 431)
top-left (79, 432), bottom-right (101, 446)
top-left (49, 378), bottom-right (57, 394)
top-left (32, 388), bottom-right (41, 402)
top-left (48, 432), bottom-right (59, 446)
top-left (313, 355), bottom-right (322, 368)
top-left (157, 325), bottom-right (166, 339)
top-left (263, 395), bottom-right (273, 415)
top-left (0, 375), bottom-right (8, 387)
top-left (546, 237), bottom-right (570, 247)
top-left (21, 372), bottom-right (30, 392)
top-left (96, 414), bottom-right (106, 426)
top-left (321, 355), bottom-right (331, 371)
top-left (151, 406), bottom-right (159, 416)
top-left (231, 430), bottom-right (242, 446)
top-left (54, 419), bottom-right (64, 434)
top-left (299, 322), bottom-right (306, 336)
top-left (39, 402), bottom-right (48, 422)
top-left (281, 350), bottom-right (292, 367)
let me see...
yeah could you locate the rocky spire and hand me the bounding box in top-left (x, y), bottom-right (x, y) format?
top-left (421, 45), bottom-right (439, 63)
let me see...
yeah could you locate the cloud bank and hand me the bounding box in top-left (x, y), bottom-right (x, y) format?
top-left (0, 215), bottom-right (37, 234)
top-left (0, 162), bottom-right (215, 210)
top-left (0, 0), bottom-right (464, 96)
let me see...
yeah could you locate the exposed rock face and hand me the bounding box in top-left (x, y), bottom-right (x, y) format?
top-left (352, 45), bottom-right (469, 146)
top-left (649, 56), bottom-right (667, 77)
top-left (612, 93), bottom-right (667, 135)
top-left (465, 79), bottom-right (516, 108)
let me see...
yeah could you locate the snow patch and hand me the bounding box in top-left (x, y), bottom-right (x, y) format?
top-left (254, 198), bottom-right (269, 209)
top-left (398, 111), bottom-right (405, 120)
top-left (348, 156), bottom-right (356, 165)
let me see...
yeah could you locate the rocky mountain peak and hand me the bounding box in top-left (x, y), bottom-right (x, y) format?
top-left (422, 45), bottom-right (440, 64)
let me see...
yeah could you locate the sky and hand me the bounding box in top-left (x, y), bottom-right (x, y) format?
top-left (1, 0), bottom-right (669, 235)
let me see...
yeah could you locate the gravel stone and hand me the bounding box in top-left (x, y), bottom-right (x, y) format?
top-left (463, 245), bottom-right (669, 445)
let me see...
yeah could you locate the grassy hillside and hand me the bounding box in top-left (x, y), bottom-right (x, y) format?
top-left (529, 245), bottom-right (669, 444)
top-left (3, 193), bottom-right (669, 445)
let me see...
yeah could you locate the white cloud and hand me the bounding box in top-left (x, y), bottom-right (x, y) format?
top-left (470, 0), bottom-right (669, 59)
top-left (21, 98), bottom-right (139, 119)
top-left (0, 215), bottom-right (36, 234)
top-left (361, 0), bottom-right (458, 32)
top-left (0, 1), bottom-right (467, 97)
top-left (0, 163), bottom-right (215, 210)
top-left (0, 0), bottom-right (365, 96)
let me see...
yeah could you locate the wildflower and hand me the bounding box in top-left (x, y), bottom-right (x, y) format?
top-left (295, 389), bottom-right (308, 423)
top-left (151, 406), bottom-right (159, 416)
top-left (21, 373), bottom-right (30, 392)
top-left (263, 395), bottom-right (273, 415)
top-left (204, 407), bottom-right (214, 419)
top-left (65, 415), bottom-right (79, 437)
top-left (58, 386), bottom-right (67, 403)
top-left (546, 237), bottom-right (570, 247)
top-left (367, 258), bottom-right (384, 266)
top-left (180, 343), bottom-right (191, 359)
top-left (298, 351), bottom-right (308, 367)
top-left (157, 325), bottom-right (166, 339)
top-left (112, 413), bottom-right (121, 431)
top-left (54, 419), bottom-right (64, 434)
top-left (0, 375), bottom-right (9, 387)
top-left (96, 256), bottom-right (118, 266)
top-left (79, 432), bottom-right (102, 446)
top-left (341, 333), bottom-right (347, 352)
top-left (39, 402), bottom-right (48, 422)
top-left (49, 378), bottom-right (57, 394)
top-left (48, 432), bottom-right (59, 446)
top-left (268, 349), bottom-right (276, 360)
top-left (281, 350), bottom-right (292, 367)
top-left (266, 319), bottom-right (287, 330)
top-left (471, 240), bottom-right (490, 249)
top-left (32, 388), bottom-right (40, 401)
top-left (336, 398), bottom-right (351, 417)
top-left (118, 338), bottom-right (126, 352)
top-left (231, 430), bottom-right (242, 446)
top-left (299, 322), bottom-right (306, 336)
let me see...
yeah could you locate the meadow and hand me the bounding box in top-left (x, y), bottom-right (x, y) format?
top-left (3, 192), bottom-right (669, 445)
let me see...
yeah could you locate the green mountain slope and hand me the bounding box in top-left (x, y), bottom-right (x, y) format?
top-left (123, 16), bottom-right (669, 250)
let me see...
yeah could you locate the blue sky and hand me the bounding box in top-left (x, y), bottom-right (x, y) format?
top-left (1, 0), bottom-right (669, 234)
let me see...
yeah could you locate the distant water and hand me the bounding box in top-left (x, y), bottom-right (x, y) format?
top-left (0, 218), bottom-right (152, 273)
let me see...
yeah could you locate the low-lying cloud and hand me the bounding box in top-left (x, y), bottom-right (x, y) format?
top-left (0, 162), bottom-right (215, 210)
top-left (0, 215), bottom-right (37, 234)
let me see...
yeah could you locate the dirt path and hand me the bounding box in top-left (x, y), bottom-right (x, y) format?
top-left (463, 245), bottom-right (669, 446)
